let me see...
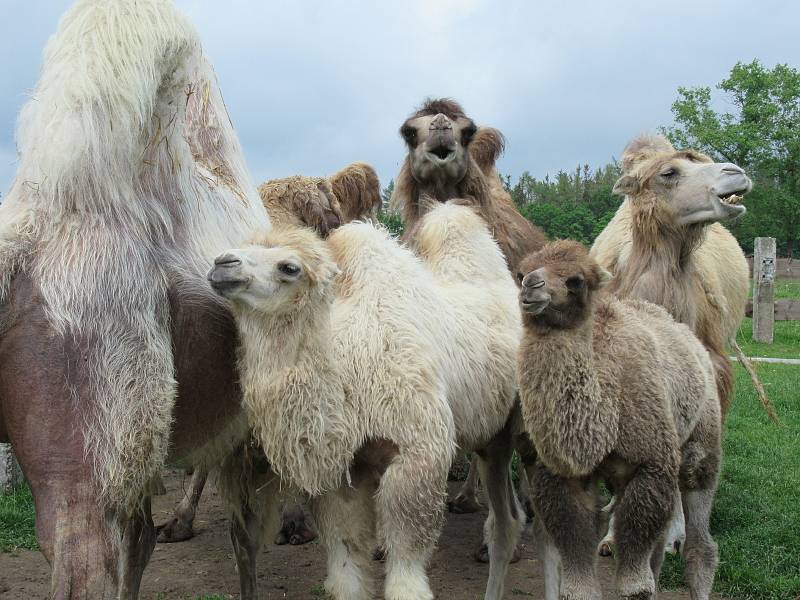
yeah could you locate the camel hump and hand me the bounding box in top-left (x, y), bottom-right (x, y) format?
top-left (12, 0), bottom-right (199, 212)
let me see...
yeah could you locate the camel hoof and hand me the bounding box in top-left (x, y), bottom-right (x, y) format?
top-left (447, 494), bottom-right (482, 514)
top-left (372, 546), bottom-right (387, 561)
top-left (598, 541), bottom-right (613, 557)
top-left (473, 543), bottom-right (522, 564)
top-left (274, 521), bottom-right (317, 546)
top-left (156, 518), bottom-right (195, 543)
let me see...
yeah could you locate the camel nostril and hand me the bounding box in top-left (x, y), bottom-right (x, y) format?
top-left (722, 165), bottom-right (744, 175)
top-left (214, 254), bottom-right (241, 267)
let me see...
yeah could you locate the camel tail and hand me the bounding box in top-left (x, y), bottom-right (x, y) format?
top-left (731, 340), bottom-right (782, 426)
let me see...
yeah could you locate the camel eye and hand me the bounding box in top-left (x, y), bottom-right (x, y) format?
top-left (277, 262), bottom-right (301, 278)
top-left (565, 275), bottom-right (584, 291)
top-left (660, 167), bottom-right (677, 178)
top-left (400, 124), bottom-right (417, 145)
top-left (462, 123), bottom-right (477, 144)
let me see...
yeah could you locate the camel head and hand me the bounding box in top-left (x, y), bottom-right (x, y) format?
top-left (612, 135), bottom-right (751, 227)
top-left (208, 227), bottom-right (339, 315)
top-left (517, 240), bottom-right (611, 328)
top-left (400, 98), bottom-right (479, 189)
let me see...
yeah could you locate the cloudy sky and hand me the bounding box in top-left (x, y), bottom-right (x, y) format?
top-left (1, 0), bottom-right (798, 195)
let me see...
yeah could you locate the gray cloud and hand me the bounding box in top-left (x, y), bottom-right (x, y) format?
top-left (2, 0), bottom-right (798, 195)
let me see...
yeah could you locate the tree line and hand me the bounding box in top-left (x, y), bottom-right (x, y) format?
top-left (381, 60), bottom-right (800, 257)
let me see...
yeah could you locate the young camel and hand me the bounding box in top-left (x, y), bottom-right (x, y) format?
top-left (208, 203), bottom-right (524, 600)
top-left (158, 161), bottom-right (382, 545)
top-left (517, 240), bottom-right (721, 600)
top-left (591, 135), bottom-right (751, 556)
top-left (391, 97), bottom-right (546, 533)
top-left (518, 241), bottom-right (721, 599)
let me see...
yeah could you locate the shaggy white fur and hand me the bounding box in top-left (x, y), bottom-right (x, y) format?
top-left (217, 203), bottom-right (522, 600)
top-left (0, 0), bottom-right (268, 511)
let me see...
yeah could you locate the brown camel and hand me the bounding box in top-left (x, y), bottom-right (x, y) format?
top-left (517, 240), bottom-right (721, 600)
top-left (391, 98), bottom-right (547, 273)
top-left (157, 162), bottom-right (382, 545)
top-left (0, 1), bottom-right (272, 597)
top-left (390, 98), bottom-right (547, 539)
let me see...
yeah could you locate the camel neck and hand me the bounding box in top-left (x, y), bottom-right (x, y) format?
top-left (610, 198), bottom-right (703, 328)
top-left (237, 303), bottom-right (331, 379)
top-left (519, 310), bottom-right (615, 478)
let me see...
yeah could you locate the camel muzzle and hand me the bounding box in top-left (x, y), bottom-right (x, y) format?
top-left (208, 254), bottom-right (249, 295)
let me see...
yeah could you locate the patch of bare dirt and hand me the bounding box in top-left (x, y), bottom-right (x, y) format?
top-left (0, 470), bottom-right (710, 599)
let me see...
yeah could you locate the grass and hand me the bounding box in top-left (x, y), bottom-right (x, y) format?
top-left (734, 318), bottom-right (800, 359)
top-left (0, 483), bottom-right (36, 551)
top-left (772, 279), bottom-right (800, 300)
top-left (735, 277), bottom-right (799, 359)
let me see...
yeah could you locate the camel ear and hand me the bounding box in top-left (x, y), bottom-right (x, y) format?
top-left (612, 175), bottom-right (639, 197)
top-left (595, 267), bottom-right (613, 289)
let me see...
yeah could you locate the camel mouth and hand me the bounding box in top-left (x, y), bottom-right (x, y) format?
top-left (717, 191), bottom-right (745, 206)
top-left (520, 299), bottom-right (549, 315)
top-left (207, 267), bottom-right (251, 296)
top-left (426, 145), bottom-right (455, 162)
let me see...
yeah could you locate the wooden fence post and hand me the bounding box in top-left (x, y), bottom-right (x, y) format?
top-left (753, 237), bottom-right (776, 344)
top-left (0, 443), bottom-right (23, 494)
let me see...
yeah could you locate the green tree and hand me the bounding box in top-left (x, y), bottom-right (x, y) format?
top-left (664, 60), bottom-right (800, 257)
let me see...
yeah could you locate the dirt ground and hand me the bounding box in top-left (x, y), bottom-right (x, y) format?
top-left (0, 470), bottom-right (710, 599)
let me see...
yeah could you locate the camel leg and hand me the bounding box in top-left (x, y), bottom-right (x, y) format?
top-left (599, 508), bottom-right (618, 557)
top-left (664, 493), bottom-right (686, 554)
top-left (649, 529), bottom-right (669, 594)
top-left (679, 403), bottom-right (721, 600)
top-left (448, 455), bottom-right (482, 514)
top-left (533, 517), bottom-right (562, 600)
top-left (476, 418), bottom-right (526, 600)
top-left (612, 462), bottom-right (676, 600)
top-left (157, 467), bottom-right (208, 543)
top-left (312, 479), bottom-right (378, 600)
top-left (218, 447), bottom-right (280, 600)
top-left (377, 447), bottom-right (449, 600)
top-left (530, 461), bottom-right (601, 600)
top-left (118, 497), bottom-right (157, 599)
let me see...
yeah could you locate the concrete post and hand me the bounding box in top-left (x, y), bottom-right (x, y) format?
top-left (0, 443), bottom-right (23, 493)
top-left (752, 237), bottom-right (776, 344)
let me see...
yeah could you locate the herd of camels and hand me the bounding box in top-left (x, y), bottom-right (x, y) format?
top-left (0, 1), bottom-right (759, 599)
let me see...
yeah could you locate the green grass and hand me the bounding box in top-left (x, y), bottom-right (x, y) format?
top-left (747, 278), bottom-right (800, 300)
top-left (735, 277), bottom-right (799, 359)
top-left (0, 484), bottom-right (37, 551)
top-left (773, 279), bottom-right (800, 300)
top-left (734, 318), bottom-right (800, 359)
top-left (661, 363), bottom-right (800, 600)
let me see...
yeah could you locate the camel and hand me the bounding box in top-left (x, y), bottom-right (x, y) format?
top-left (208, 203), bottom-right (525, 600)
top-left (390, 97), bottom-right (547, 529)
top-left (591, 134), bottom-right (751, 417)
top-left (517, 240), bottom-right (722, 600)
top-left (157, 161), bottom-right (382, 545)
top-left (589, 135), bottom-right (751, 556)
top-left (0, 1), bottom-right (273, 597)
top-left (260, 162), bottom-right (381, 235)
top-left (391, 98), bottom-right (547, 273)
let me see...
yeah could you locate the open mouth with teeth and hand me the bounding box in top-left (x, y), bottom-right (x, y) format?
top-left (718, 192), bottom-right (744, 206)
